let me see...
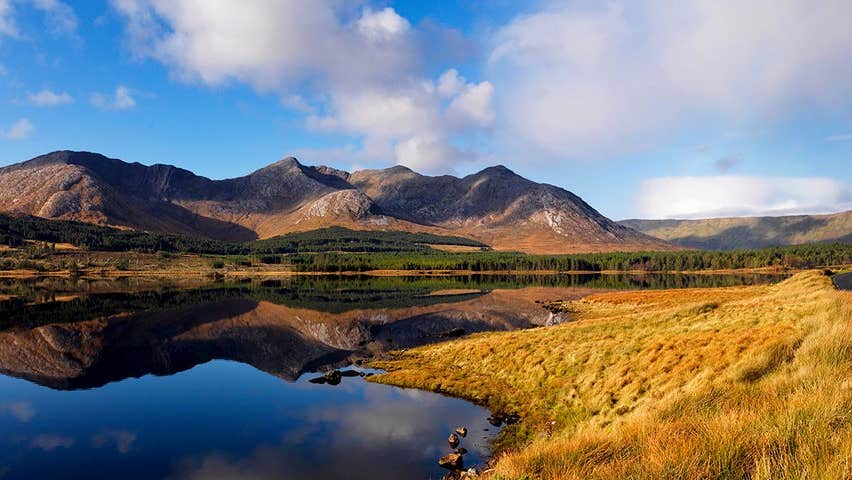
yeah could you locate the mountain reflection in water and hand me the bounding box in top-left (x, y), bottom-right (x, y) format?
top-left (0, 273), bottom-right (785, 480)
top-left (0, 273), bottom-right (784, 390)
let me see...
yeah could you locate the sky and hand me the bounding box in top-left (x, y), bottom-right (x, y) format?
top-left (0, 0), bottom-right (851, 220)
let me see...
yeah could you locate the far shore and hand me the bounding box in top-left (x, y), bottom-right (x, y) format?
top-left (0, 265), bottom-right (833, 279)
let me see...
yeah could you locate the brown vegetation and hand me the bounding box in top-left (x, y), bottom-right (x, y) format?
top-left (370, 271), bottom-right (852, 479)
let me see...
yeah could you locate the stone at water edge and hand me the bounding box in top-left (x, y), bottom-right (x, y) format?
top-left (339, 370), bottom-right (361, 377)
top-left (455, 447), bottom-right (468, 455)
top-left (438, 452), bottom-right (464, 470)
top-left (455, 426), bottom-right (468, 437)
top-left (324, 370), bottom-right (342, 385)
top-left (448, 433), bottom-right (460, 448)
top-left (441, 468), bottom-right (479, 480)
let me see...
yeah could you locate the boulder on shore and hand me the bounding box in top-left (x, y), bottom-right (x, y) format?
top-left (438, 452), bottom-right (464, 470)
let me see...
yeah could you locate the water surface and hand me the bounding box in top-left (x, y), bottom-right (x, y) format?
top-left (0, 273), bottom-right (785, 479)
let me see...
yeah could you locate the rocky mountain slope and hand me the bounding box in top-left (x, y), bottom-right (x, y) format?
top-left (0, 150), bottom-right (672, 253)
top-left (619, 211), bottom-right (852, 250)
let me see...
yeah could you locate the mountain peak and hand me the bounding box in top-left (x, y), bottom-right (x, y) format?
top-left (0, 150), bottom-right (676, 253)
top-left (475, 164), bottom-right (516, 176)
top-left (265, 156), bottom-right (302, 169)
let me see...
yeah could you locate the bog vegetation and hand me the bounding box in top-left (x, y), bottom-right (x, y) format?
top-left (371, 271), bottom-right (852, 479)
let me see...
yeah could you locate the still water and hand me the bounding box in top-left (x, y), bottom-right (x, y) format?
top-left (0, 273), bottom-right (785, 479)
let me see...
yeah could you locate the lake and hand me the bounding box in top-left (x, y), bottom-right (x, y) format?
top-left (0, 273), bottom-right (785, 479)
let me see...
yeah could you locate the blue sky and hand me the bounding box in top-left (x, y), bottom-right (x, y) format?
top-left (0, 0), bottom-right (850, 220)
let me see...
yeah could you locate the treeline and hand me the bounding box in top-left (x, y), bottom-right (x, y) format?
top-left (248, 227), bottom-right (487, 253)
top-left (0, 214), bottom-right (243, 253)
top-left (0, 215), bottom-right (485, 254)
top-left (285, 243), bottom-right (852, 272)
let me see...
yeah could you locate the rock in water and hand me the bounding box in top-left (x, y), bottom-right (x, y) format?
top-left (448, 433), bottom-right (460, 448)
top-left (438, 452), bottom-right (464, 470)
top-left (324, 370), bottom-right (342, 385)
top-left (455, 447), bottom-right (468, 455)
top-left (455, 426), bottom-right (468, 437)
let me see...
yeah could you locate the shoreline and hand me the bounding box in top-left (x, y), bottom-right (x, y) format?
top-left (0, 265), bottom-right (816, 279)
top-left (365, 271), bottom-right (851, 478)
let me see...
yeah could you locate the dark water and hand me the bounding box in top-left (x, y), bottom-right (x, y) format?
top-left (0, 273), bottom-right (786, 479)
top-left (834, 272), bottom-right (852, 290)
top-left (0, 362), bottom-right (497, 480)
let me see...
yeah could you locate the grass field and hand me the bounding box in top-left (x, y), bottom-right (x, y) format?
top-left (370, 270), bottom-right (852, 479)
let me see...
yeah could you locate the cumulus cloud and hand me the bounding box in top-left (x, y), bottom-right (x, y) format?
top-left (394, 135), bottom-right (477, 173)
top-left (356, 7), bottom-right (410, 42)
top-left (111, 0), bottom-right (417, 91)
top-left (91, 85), bottom-right (136, 110)
top-left (27, 89), bottom-right (73, 106)
top-left (110, 0), bottom-right (490, 174)
top-left (446, 80), bottom-right (495, 129)
top-left (637, 176), bottom-right (852, 219)
top-left (2, 117), bottom-right (34, 139)
top-left (490, 0), bottom-right (852, 157)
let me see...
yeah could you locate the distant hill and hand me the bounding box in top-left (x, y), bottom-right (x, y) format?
top-left (0, 151), bottom-right (672, 254)
top-left (619, 211), bottom-right (852, 250)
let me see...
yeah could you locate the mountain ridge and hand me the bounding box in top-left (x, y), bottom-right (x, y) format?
top-left (0, 150), bottom-right (673, 253)
top-left (619, 211), bottom-right (852, 250)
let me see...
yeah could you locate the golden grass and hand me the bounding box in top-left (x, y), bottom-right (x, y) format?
top-left (369, 271), bottom-right (852, 479)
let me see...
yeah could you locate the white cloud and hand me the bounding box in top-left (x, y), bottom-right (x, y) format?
top-left (91, 85), bottom-right (136, 110)
top-left (0, 0), bottom-right (77, 39)
top-left (308, 87), bottom-right (437, 139)
top-left (2, 117), bottom-right (34, 139)
top-left (437, 69), bottom-right (464, 97)
top-left (446, 80), bottom-right (495, 129)
top-left (30, 0), bottom-right (77, 35)
top-left (826, 133), bottom-right (852, 142)
top-left (490, 0), bottom-right (852, 157)
top-left (111, 1), bottom-right (490, 174)
top-left (280, 94), bottom-right (314, 113)
top-left (395, 135), bottom-right (477, 174)
top-left (356, 7), bottom-right (410, 42)
top-left (637, 176), bottom-right (852, 219)
top-left (111, 0), bottom-right (417, 91)
top-left (27, 89), bottom-right (73, 106)
top-left (0, 0), bottom-right (18, 39)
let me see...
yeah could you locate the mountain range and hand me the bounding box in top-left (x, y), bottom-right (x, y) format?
top-left (0, 151), bottom-right (671, 254)
top-left (619, 211), bottom-right (852, 250)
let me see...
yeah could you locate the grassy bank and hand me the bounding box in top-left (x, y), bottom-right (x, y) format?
top-left (370, 271), bottom-right (852, 479)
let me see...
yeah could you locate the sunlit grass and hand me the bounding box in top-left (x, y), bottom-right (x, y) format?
top-left (370, 271), bottom-right (852, 479)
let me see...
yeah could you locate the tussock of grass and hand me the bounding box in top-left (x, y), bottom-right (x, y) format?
top-left (370, 271), bottom-right (852, 479)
